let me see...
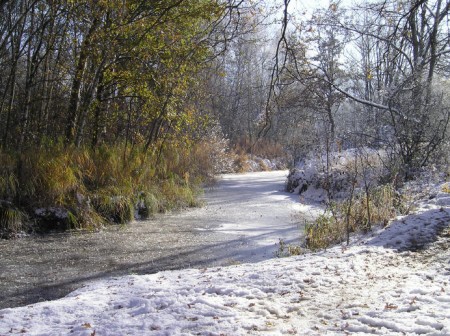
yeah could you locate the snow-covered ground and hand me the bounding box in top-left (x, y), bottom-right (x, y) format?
top-left (1, 182), bottom-right (449, 335)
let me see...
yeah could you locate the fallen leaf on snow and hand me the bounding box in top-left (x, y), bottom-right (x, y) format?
top-left (384, 303), bottom-right (398, 310)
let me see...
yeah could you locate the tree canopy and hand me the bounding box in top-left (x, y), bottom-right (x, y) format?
top-left (0, 0), bottom-right (237, 150)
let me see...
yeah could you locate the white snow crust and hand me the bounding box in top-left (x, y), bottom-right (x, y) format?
top-left (1, 181), bottom-right (449, 335)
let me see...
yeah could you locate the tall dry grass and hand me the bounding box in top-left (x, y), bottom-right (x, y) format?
top-left (0, 139), bottom-right (223, 237)
top-left (304, 185), bottom-right (398, 250)
top-left (233, 136), bottom-right (287, 160)
top-left (232, 136), bottom-right (290, 172)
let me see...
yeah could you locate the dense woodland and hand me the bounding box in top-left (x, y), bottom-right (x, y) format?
top-left (0, 0), bottom-right (449, 237)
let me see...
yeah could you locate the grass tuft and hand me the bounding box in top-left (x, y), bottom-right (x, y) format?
top-left (442, 183), bottom-right (450, 194)
top-left (304, 184), bottom-right (399, 250)
top-left (91, 195), bottom-right (134, 224)
top-left (137, 192), bottom-right (160, 219)
top-left (275, 239), bottom-right (303, 257)
top-left (0, 202), bottom-right (26, 238)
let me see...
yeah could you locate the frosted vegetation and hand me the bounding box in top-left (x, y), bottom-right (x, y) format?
top-left (286, 147), bottom-right (448, 250)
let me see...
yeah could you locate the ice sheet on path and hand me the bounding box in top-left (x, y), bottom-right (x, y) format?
top-left (1, 185), bottom-right (449, 335)
top-left (188, 170), bottom-right (322, 260)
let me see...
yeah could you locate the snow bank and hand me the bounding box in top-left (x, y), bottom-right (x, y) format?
top-left (287, 148), bottom-right (386, 202)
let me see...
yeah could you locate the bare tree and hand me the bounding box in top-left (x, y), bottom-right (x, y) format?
top-left (273, 0), bottom-right (449, 177)
top-left (336, 0), bottom-right (450, 178)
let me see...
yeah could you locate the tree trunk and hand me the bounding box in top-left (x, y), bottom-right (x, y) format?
top-left (65, 18), bottom-right (99, 145)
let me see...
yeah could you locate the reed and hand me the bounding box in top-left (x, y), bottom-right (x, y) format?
top-left (0, 138), bottom-right (220, 236)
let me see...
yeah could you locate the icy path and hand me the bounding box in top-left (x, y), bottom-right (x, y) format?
top-left (180, 171), bottom-right (319, 260)
top-left (1, 183), bottom-right (449, 335)
top-left (0, 171), bottom-right (309, 309)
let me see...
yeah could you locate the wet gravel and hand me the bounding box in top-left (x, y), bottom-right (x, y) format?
top-left (0, 171), bottom-right (304, 309)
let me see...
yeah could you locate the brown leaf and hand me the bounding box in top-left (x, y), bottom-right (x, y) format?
top-left (224, 302), bottom-right (237, 307)
top-left (385, 303), bottom-right (398, 310)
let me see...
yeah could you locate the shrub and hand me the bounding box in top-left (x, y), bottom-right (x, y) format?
top-left (158, 177), bottom-right (203, 211)
top-left (304, 184), bottom-right (399, 250)
top-left (109, 197), bottom-right (134, 224)
top-left (256, 158), bottom-right (270, 171)
top-left (234, 136), bottom-right (288, 161)
top-left (192, 129), bottom-right (235, 177)
top-left (136, 192), bottom-right (160, 219)
top-left (233, 153), bottom-right (252, 173)
top-left (33, 154), bottom-right (81, 206)
top-left (275, 239), bottom-right (303, 257)
top-left (304, 210), bottom-right (343, 251)
top-left (442, 183), bottom-right (450, 194)
top-left (0, 201), bottom-right (25, 238)
top-left (91, 195), bottom-right (134, 224)
top-left (287, 147), bottom-right (387, 200)
top-left (342, 185), bottom-right (396, 232)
